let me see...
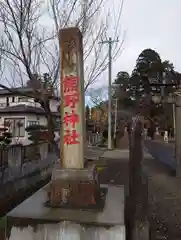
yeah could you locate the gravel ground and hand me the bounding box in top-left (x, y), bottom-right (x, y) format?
top-left (98, 131), bottom-right (181, 240)
top-left (118, 133), bottom-right (181, 239)
top-left (143, 156), bottom-right (181, 240)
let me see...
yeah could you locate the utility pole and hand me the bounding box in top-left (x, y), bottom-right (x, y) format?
top-left (173, 101), bottom-right (176, 138)
top-left (100, 37), bottom-right (118, 149)
top-left (114, 98), bottom-right (118, 140)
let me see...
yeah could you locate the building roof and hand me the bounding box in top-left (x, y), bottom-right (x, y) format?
top-left (0, 87), bottom-right (31, 95)
top-left (0, 87), bottom-right (60, 100)
top-left (0, 104), bottom-right (59, 116)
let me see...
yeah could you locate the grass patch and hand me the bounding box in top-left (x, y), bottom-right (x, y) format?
top-left (96, 165), bottom-right (107, 172)
top-left (96, 167), bottom-right (105, 172)
top-left (0, 217), bottom-right (6, 229)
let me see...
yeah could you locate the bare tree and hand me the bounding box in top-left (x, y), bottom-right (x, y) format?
top-left (48, 0), bottom-right (125, 90)
top-left (88, 87), bottom-right (108, 107)
top-left (0, 0), bottom-right (57, 145)
top-left (87, 87), bottom-right (108, 126)
top-left (0, 0), bottom-right (125, 146)
top-left (87, 87), bottom-right (108, 134)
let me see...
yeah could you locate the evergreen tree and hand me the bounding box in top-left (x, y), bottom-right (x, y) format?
top-left (26, 125), bottom-right (50, 144)
top-left (0, 125), bottom-right (12, 149)
top-left (85, 105), bottom-right (90, 120)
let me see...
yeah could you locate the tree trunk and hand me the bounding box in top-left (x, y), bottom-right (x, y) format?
top-left (43, 101), bottom-right (56, 152)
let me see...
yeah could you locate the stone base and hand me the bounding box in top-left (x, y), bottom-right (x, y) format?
top-left (48, 168), bottom-right (101, 209)
top-left (47, 181), bottom-right (106, 210)
top-left (7, 223), bottom-right (126, 240)
top-left (6, 184), bottom-right (125, 227)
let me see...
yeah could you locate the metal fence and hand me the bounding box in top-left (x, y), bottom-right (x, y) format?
top-left (87, 133), bottom-right (102, 146)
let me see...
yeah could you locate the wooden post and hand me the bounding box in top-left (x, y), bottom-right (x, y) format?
top-left (175, 93), bottom-right (181, 176)
top-left (128, 117), bottom-right (149, 240)
top-left (59, 27), bottom-right (85, 169)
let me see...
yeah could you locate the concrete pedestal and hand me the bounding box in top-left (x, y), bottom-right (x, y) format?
top-left (48, 168), bottom-right (99, 208)
top-left (6, 184), bottom-right (125, 239)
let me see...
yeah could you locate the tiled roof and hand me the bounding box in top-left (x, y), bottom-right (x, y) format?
top-left (0, 104), bottom-right (59, 116)
top-left (0, 87), bottom-right (33, 95)
top-left (0, 87), bottom-right (60, 100)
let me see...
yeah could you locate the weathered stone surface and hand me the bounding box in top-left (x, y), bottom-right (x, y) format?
top-left (49, 168), bottom-right (98, 207)
top-left (7, 184), bottom-right (125, 226)
top-left (59, 27), bottom-right (85, 168)
top-left (7, 223), bottom-right (126, 240)
top-left (49, 180), bottom-right (98, 206)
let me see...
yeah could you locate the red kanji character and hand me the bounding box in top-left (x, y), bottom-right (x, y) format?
top-left (64, 129), bottom-right (80, 145)
top-left (64, 92), bottom-right (79, 109)
top-left (63, 110), bottom-right (79, 128)
top-left (63, 75), bottom-right (79, 93)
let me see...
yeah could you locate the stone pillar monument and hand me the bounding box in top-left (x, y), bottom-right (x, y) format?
top-left (59, 27), bottom-right (85, 169)
top-left (49, 27), bottom-right (98, 207)
top-left (5, 28), bottom-right (125, 240)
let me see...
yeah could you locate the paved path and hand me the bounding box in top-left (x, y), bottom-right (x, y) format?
top-left (97, 145), bottom-right (181, 239)
top-left (86, 134), bottom-right (181, 239)
top-left (117, 132), bottom-right (129, 149)
top-left (98, 148), bottom-right (152, 188)
top-left (144, 140), bottom-right (176, 170)
top-left (85, 146), bottom-right (106, 161)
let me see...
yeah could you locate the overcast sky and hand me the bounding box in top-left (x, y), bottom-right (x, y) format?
top-left (86, 0), bottom-right (181, 104)
top-left (113, 0), bottom-right (181, 77)
top-left (2, 0), bottom-right (180, 106)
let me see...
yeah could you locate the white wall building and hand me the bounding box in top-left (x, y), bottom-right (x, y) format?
top-left (0, 87), bottom-right (60, 145)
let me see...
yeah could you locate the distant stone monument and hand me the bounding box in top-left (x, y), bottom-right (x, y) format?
top-left (164, 130), bottom-right (168, 143)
